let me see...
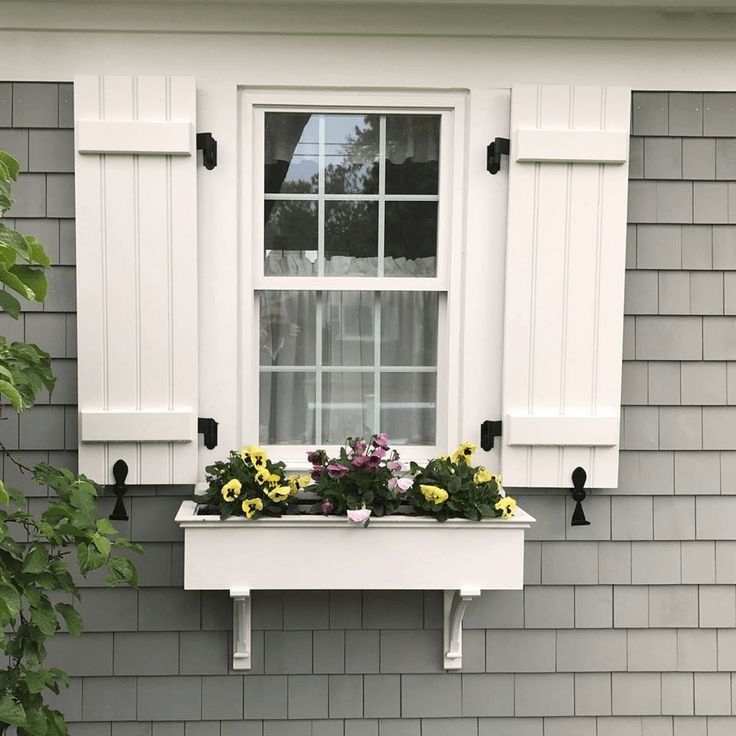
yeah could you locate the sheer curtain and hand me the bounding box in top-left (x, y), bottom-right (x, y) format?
top-left (259, 255), bottom-right (438, 447)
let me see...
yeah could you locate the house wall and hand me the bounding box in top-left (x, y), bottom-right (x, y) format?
top-left (3, 78), bottom-right (736, 736)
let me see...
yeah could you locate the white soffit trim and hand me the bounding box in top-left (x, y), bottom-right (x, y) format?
top-left (80, 410), bottom-right (195, 443)
top-left (513, 129), bottom-right (628, 164)
top-left (76, 120), bottom-right (194, 156)
top-left (505, 415), bottom-right (619, 447)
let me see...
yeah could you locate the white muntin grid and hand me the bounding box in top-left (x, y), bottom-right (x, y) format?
top-left (241, 91), bottom-right (464, 463)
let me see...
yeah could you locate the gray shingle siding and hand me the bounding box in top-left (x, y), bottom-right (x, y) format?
top-left (2, 84), bottom-right (735, 734)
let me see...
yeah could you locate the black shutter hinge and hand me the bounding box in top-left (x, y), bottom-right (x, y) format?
top-left (480, 420), bottom-right (503, 451)
top-left (486, 137), bottom-right (510, 175)
top-left (198, 417), bottom-right (219, 450)
top-left (196, 132), bottom-right (217, 170)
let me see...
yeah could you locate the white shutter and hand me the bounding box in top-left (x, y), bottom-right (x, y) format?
top-left (501, 85), bottom-right (631, 489)
top-left (74, 75), bottom-right (198, 485)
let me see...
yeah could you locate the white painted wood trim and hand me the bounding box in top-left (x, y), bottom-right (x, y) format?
top-left (513, 129), bottom-right (628, 164)
top-left (505, 415), bottom-right (619, 446)
top-left (80, 410), bottom-right (195, 443)
top-left (76, 120), bottom-right (194, 155)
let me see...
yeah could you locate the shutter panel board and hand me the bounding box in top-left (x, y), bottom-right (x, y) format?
top-left (75, 75), bottom-right (198, 485)
top-left (501, 85), bottom-right (630, 489)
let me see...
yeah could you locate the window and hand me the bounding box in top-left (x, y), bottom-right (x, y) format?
top-left (241, 91), bottom-right (467, 462)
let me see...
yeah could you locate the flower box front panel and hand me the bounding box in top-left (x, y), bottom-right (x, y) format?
top-left (176, 500), bottom-right (534, 591)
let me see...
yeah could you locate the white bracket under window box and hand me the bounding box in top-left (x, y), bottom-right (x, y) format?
top-left (175, 501), bottom-right (535, 670)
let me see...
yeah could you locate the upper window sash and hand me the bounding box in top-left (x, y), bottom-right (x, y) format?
top-left (250, 103), bottom-right (456, 292)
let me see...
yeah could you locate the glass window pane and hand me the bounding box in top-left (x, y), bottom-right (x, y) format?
top-left (384, 201), bottom-right (438, 276)
top-left (264, 201), bottom-right (318, 276)
top-left (324, 114), bottom-right (379, 195)
top-left (260, 291), bottom-right (316, 367)
top-left (386, 114), bottom-right (440, 195)
top-left (265, 113), bottom-right (318, 194)
top-left (325, 201), bottom-right (378, 275)
top-left (260, 371), bottom-right (316, 444)
top-left (380, 292), bottom-right (438, 367)
top-left (323, 291), bottom-right (374, 366)
top-left (380, 372), bottom-right (437, 445)
top-left (321, 372), bottom-right (375, 444)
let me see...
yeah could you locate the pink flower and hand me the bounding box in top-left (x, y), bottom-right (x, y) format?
top-left (347, 507), bottom-right (372, 526)
top-left (373, 433), bottom-right (390, 448)
top-left (387, 477), bottom-right (413, 493)
top-left (387, 459), bottom-right (402, 472)
top-left (321, 500), bottom-right (334, 516)
top-left (351, 439), bottom-right (367, 454)
top-left (311, 467), bottom-right (323, 481)
top-left (351, 455), bottom-right (369, 468)
top-left (372, 447), bottom-right (387, 459)
top-left (366, 454), bottom-right (382, 469)
top-left (327, 463), bottom-right (349, 478)
top-left (307, 450), bottom-right (323, 464)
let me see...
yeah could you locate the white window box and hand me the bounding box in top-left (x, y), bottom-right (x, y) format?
top-left (175, 500), bottom-right (535, 670)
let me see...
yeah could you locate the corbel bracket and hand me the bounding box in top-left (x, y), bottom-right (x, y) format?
top-left (443, 587), bottom-right (481, 669)
top-left (231, 589), bottom-right (252, 670)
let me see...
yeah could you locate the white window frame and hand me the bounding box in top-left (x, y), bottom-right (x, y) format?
top-left (239, 88), bottom-right (468, 468)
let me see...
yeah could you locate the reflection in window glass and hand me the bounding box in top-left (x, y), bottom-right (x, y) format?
top-left (264, 201), bottom-right (318, 275)
top-left (265, 113), bottom-right (318, 193)
top-left (386, 115), bottom-right (440, 195)
top-left (324, 114), bottom-right (379, 195)
top-left (384, 202), bottom-right (438, 275)
top-left (259, 291), bottom-right (317, 367)
top-left (325, 201), bottom-right (378, 274)
top-left (262, 111), bottom-right (441, 278)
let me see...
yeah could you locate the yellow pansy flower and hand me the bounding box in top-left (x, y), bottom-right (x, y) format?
top-left (221, 478), bottom-right (242, 502)
top-left (451, 441), bottom-right (477, 465)
top-left (267, 486), bottom-right (291, 503)
top-left (255, 468), bottom-right (270, 485)
top-left (250, 447), bottom-right (268, 468)
top-left (495, 496), bottom-right (517, 519)
top-left (288, 474), bottom-right (312, 495)
top-left (266, 472), bottom-right (281, 487)
top-left (239, 444), bottom-right (256, 462)
top-left (420, 484), bottom-right (449, 505)
top-left (474, 467), bottom-right (493, 485)
top-left (241, 497), bottom-right (264, 519)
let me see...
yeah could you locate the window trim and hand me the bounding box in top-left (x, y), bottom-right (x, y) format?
top-left (239, 87), bottom-right (468, 466)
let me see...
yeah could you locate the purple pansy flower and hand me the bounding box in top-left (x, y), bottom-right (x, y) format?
top-left (351, 455), bottom-right (369, 468)
top-left (366, 454), bottom-right (382, 469)
top-left (321, 500), bottom-right (334, 515)
top-left (327, 463), bottom-right (349, 478)
top-left (307, 450), bottom-right (322, 464)
top-left (373, 433), bottom-right (390, 448)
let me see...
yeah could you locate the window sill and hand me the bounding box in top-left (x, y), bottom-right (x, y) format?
top-left (175, 500), bottom-right (535, 670)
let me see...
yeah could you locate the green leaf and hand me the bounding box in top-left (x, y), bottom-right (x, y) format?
top-left (95, 518), bottom-right (117, 536)
top-left (30, 602), bottom-right (58, 635)
top-left (9, 264), bottom-right (47, 302)
top-left (22, 544), bottom-right (49, 574)
top-left (0, 479), bottom-right (9, 507)
top-left (0, 289), bottom-right (21, 318)
top-left (0, 695), bottom-right (26, 726)
top-left (0, 379), bottom-right (22, 410)
top-left (91, 532), bottom-right (111, 556)
top-left (0, 152), bottom-right (20, 181)
top-left (0, 582), bottom-right (21, 620)
top-left (105, 556), bottom-right (138, 588)
top-left (55, 603), bottom-right (83, 636)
